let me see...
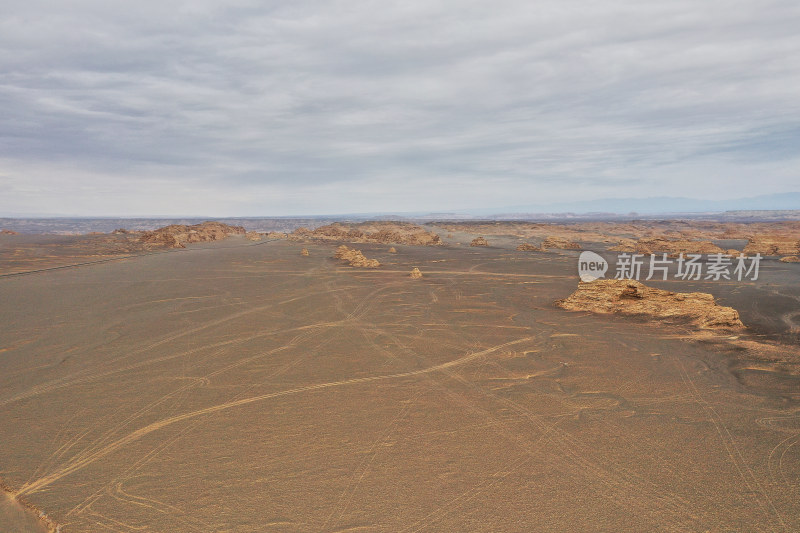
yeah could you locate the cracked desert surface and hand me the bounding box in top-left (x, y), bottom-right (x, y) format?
top-left (1, 228), bottom-right (799, 532)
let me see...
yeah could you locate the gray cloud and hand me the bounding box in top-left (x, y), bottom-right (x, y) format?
top-left (1, 0), bottom-right (799, 215)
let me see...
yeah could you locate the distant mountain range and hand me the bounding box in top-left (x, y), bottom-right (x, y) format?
top-left (470, 192), bottom-right (800, 216)
top-left (3, 193), bottom-right (800, 230)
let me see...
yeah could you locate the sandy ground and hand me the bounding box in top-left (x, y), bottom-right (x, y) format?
top-left (1, 489), bottom-right (49, 532)
top-left (1, 234), bottom-right (799, 532)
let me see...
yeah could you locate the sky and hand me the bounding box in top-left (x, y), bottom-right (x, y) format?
top-left (1, 0), bottom-right (799, 216)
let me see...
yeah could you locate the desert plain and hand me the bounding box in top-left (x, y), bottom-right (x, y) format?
top-left (0, 220), bottom-right (799, 532)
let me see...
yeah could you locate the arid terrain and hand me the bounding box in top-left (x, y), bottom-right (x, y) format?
top-left (1, 219), bottom-right (799, 532)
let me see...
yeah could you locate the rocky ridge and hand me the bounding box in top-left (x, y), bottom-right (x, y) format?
top-left (610, 238), bottom-right (727, 257)
top-left (743, 235), bottom-right (800, 256)
top-left (292, 222), bottom-right (440, 246)
top-left (139, 222), bottom-right (246, 249)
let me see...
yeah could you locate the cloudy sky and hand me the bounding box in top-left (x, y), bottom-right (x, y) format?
top-left (1, 0), bottom-right (799, 216)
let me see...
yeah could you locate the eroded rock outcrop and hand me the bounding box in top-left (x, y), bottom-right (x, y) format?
top-left (470, 236), bottom-right (489, 247)
top-left (743, 235), bottom-right (800, 256)
top-left (433, 220), bottom-right (800, 245)
top-left (333, 245), bottom-right (380, 268)
top-left (139, 222), bottom-right (246, 249)
top-left (556, 279), bottom-right (744, 330)
top-left (541, 236), bottom-right (580, 250)
top-left (245, 231), bottom-right (262, 241)
top-left (610, 238), bottom-right (725, 256)
top-left (292, 222), bottom-right (440, 246)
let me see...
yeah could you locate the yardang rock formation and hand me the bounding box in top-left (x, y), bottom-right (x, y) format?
top-left (293, 222), bottom-right (440, 246)
top-left (139, 222), bottom-right (246, 249)
top-left (333, 245), bottom-right (381, 268)
top-left (541, 236), bottom-right (580, 250)
top-left (556, 279), bottom-right (744, 330)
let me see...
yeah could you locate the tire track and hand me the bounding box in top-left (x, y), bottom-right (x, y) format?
top-left (0, 285), bottom-right (357, 407)
top-left (17, 337), bottom-right (532, 496)
top-left (676, 357), bottom-right (787, 531)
